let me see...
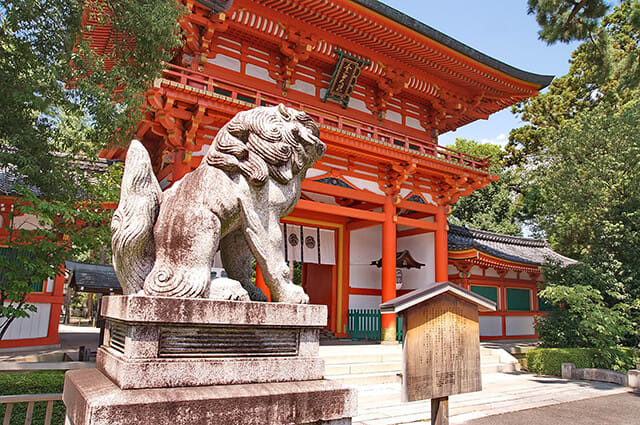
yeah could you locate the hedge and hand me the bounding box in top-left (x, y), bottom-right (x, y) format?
top-left (0, 371), bottom-right (66, 425)
top-left (527, 347), bottom-right (639, 376)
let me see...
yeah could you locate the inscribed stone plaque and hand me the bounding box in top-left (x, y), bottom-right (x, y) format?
top-left (402, 293), bottom-right (481, 401)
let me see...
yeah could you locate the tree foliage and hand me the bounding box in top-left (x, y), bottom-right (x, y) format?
top-left (0, 0), bottom-right (180, 337)
top-left (515, 2), bottom-right (640, 352)
top-left (0, 0), bottom-right (183, 196)
top-left (509, 1), bottom-right (640, 165)
top-left (0, 170), bottom-right (120, 339)
top-left (527, 0), bottom-right (611, 44)
top-left (449, 139), bottom-right (521, 235)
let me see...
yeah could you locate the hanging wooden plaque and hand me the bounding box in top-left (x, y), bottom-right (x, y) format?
top-left (322, 49), bottom-right (370, 109)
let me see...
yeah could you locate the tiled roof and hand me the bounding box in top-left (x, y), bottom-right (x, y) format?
top-left (0, 152), bottom-right (114, 197)
top-left (65, 260), bottom-right (122, 294)
top-left (448, 224), bottom-right (577, 267)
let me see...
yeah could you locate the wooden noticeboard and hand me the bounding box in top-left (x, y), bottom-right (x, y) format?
top-left (402, 293), bottom-right (481, 401)
top-left (380, 281), bottom-right (496, 409)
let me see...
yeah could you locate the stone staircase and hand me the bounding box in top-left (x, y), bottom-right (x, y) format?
top-left (321, 344), bottom-right (520, 387)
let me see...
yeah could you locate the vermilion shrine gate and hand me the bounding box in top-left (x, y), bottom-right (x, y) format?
top-left (89, 0), bottom-right (553, 341)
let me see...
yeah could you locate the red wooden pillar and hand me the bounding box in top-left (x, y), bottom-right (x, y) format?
top-left (435, 206), bottom-right (448, 282)
top-left (381, 194), bottom-right (397, 342)
top-left (172, 148), bottom-right (191, 182)
top-left (255, 264), bottom-right (271, 301)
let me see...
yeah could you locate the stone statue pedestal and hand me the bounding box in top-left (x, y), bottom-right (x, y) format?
top-left (63, 296), bottom-right (356, 425)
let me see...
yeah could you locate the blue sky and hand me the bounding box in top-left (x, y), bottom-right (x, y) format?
top-left (380, 0), bottom-right (579, 146)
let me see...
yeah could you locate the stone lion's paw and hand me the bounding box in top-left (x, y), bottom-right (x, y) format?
top-left (208, 278), bottom-right (251, 301)
top-left (278, 284), bottom-right (310, 304)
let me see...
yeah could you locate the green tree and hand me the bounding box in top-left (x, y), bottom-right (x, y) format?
top-left (527, 0), bottom-right (610, 44)
top-left (0, 171), bottom-right (119, 339)
top-left (531, 102), bottom-right (640, 350)
top-left (509, 1), bottom-right (640, 166)
top-left (449, 139), bottom-right (521, 235)
top-left (0, 0), bottom-right (183, 196)
top-left (0, 0), bottom-right (180, 336)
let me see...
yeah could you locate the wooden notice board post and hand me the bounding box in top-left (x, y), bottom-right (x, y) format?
top-left (380, 282), bottom-right (496, 425)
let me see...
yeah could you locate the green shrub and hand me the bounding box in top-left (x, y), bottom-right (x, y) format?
top-left (527, 347), bottom-right (640, 376)
top-left (0, 371), bottom-right (66, 425)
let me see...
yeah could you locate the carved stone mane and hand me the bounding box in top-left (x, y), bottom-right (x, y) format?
top-left (205, 104), bottom-right (321, 185)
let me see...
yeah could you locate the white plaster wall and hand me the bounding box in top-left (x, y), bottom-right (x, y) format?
top-left (396, 233), bottom-right (435, 290)
top-left (485, 268), bottom-right (500, 278)
top-left (505, 316), bottom-right (536, 336)
top-left (386, 110), bottom-right (402, 124)
top-left (348, 98), bottom-right (370, 114)
top-left (207, 54), bottom-right (241, 72)
top-left (12, 214), bottom-right (39, 231)
top-left (290, 80), bottom-right (316, 96)
top-left (2, 303), bottom-right (51, 340)
top-left (448, 265), bottom-right (458, 275)
top-left (343, 176), bottom-right (385, 195)
top-left (45, 278), bottom-right (54, 293)
top-left (406, 116), bottom-right (425, 131)
top-left (479, 316), bottom-right (502, 337)
top-left (348, 294), bottom-right (382, 310)
top-left (470, 266), bottom-right (483, 276)
top-left (349, 227), bottom-right (381, 290)
top-left (505, 270), bottom-right (518, 279)
top-left (245, 63), bottom-right (275, 83)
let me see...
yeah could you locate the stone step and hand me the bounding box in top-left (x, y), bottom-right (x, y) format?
top-left (481, 362), bottom-right (520, 374)
top-left (326, 361), bottom-right (403, 376)
top-left (322, 352), bottom-right (402, 365)
top-left (326, 371), bottom-right (402, 386)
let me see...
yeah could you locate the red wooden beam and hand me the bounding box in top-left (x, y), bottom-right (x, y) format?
top-left (293, 199), bottom-right (384, 222)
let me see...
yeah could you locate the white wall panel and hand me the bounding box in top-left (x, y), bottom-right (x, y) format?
top-left (406, 116), bottom-right (424, 131)
top-left (505, 316), bottom-right (535, 336)
top-left (396, 233), bottom-right (435, 290)
top-left (348, 294), bottom-right (382, 310)
top-left (348, 98), bottom-right (370, 113)
top-left (470, 266), bottom-right (484, 276)
top-left (291, 80), bottom-right (316, 96)
top-left (485, 268), bottom-right (500, 278)
top-left (349, 227), bottom-right (381, 290)
top-left (245, 63), bottom-right (275, 83)
top-left (479, 316), bottom-right (502, 337)
top-left (2, 303), bottom-right (51, 340)
top-left (386, 110), bottom-right (402, 124)
top-left (208, 54), bottom-right (241, 72)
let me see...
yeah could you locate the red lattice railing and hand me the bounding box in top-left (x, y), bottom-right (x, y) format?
top-left (161, 63), bottom-right (490, 172)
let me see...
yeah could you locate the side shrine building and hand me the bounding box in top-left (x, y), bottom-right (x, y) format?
top-left (90, 0), bottom-right (558, 341)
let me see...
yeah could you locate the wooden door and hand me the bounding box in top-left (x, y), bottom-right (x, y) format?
top-left (302, 264), bottom-right (334, 327)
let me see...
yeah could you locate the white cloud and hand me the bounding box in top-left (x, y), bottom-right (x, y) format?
top-left (479, 133), bottom-right (508, 147)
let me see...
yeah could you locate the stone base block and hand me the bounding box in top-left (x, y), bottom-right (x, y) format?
top-left (97, 347), bottom-right (325, 389)
top-left (98, 296), bottom-right (327, 389)
top-left (629, 370), bottom-right (639, 389)
top-left (64, 368), bottom-right (356, 425)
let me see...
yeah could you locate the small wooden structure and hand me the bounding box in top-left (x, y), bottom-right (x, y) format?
top-left (380, 281), bottom-right (496, 425)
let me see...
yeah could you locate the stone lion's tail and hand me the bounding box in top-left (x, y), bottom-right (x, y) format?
top-left (111, 140), bottom-right (161, 294)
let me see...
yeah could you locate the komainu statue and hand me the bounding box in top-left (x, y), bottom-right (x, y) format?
top-left (111, 104), bottom-right (326, 303)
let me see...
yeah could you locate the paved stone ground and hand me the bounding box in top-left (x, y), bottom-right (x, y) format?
top-left (459, 391), bottom-right (640, 425)
top-left (0, 324), bottom-right (99, 361)
top-left (353, 372), bottom-right (630, 425)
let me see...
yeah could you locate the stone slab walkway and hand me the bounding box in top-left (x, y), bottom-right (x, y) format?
top-left (351, 371), bottom-right (630, 425)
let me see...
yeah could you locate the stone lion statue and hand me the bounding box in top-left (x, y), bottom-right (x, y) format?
top-left (111, 104), bottom-right (325, 303)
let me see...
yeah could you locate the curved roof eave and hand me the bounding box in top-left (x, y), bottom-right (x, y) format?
top-left (350, 0), bottom-right (555, 88)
